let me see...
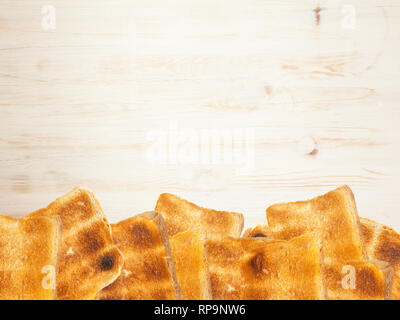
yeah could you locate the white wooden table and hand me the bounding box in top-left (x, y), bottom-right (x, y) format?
top-left (0, 0), bottom-right (399, 231)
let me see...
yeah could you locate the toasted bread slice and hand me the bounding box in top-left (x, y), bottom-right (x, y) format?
top-left (360, 217), bottom-right (400, 299)
top-left (323, 258), bottom-right (393, 300)
top-left (245, 224), bottom-right (393, 299)
top-left (170, 229), bottom-right (212, 300)
top-left (266, 185), bottom-right (366, 261)
top-left (29, 187), bottom-right (123, 300)
top-left (155, 193), bottom-right (244, 237)
top-left (206, 236), bottom-right (243, 299)
top-left (97, 212), bottom-right (181, 300)
top-left (0, 214), bottom-right (61, 300)
top-left (206, 235), bottom-right (326, 300)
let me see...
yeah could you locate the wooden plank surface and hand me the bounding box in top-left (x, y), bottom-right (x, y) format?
top-left (0, 0), bottom-right (399, 231)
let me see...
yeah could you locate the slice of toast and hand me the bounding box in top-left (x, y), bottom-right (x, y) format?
top-left (266, 185), bottom-right (366, 261)
top-left (323, 258), bottom-right (393, 300)
top-left (244, 224), bottom-right (393, 299)
top-left (206, 235), bottom-right (326, 300)
top-left (97, 212), bottom-right (181, 300)
top-left (155, 193), bottom-right (244, 237)
top-left (29, 187), bottom-right (123, 300)
top-left (360, 217), bottom-right (400, 299)
top-left (0, 214), bottom-right (61, 299)
top-left (206, 236), bottom-right (243, 299)
top-left (170, 229), bottom-right (212, 300)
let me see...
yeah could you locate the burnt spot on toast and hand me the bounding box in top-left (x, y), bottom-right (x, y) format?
top-left (249, 253), bottom-right (264, 275)
top-left (99, 254), bottom-right (115, 271)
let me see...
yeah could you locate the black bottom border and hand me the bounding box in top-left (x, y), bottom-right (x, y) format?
top-left (0, 300), bottom-right (396, 319)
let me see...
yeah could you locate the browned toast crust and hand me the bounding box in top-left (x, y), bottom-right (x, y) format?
top-left (155, 193), bottom-right (244, 237)
top-left (266, 185), bottom-right (366, 261)
top-left (97, 212), bottom-right (181, 300)
top-left (245, 223), bottom-right (393, 299)
top-left (360, 217), bottom-right (400, 299)
top-left (29, 187), bottom-right (123, 300)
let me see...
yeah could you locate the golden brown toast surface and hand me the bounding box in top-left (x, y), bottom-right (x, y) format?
top-left (0, 214), bottom-right (61, 300)
top-left (171, 230), bottom-right (211, 300)
top-left (245, 223), bottom-right (393, 300)
top-left (207, 236), bottom-right (243, 299)
top-left (97, 212), bottom-right (181, 300)
top-left (360, 217), bottom-right (400, 299)
top-left (155, 193), bottom-right (244, 237)
top-left (266, 185), bottom-right (366, 261)
top-left (29, 187), bottom-right (123, 300)
top-left (207, 235), bottom-right (325, 300)
top-left (323, 258), bottom-right (392, 300)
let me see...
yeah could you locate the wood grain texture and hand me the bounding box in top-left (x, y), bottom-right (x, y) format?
top-left (0, 0), bottom-right (399, 231)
